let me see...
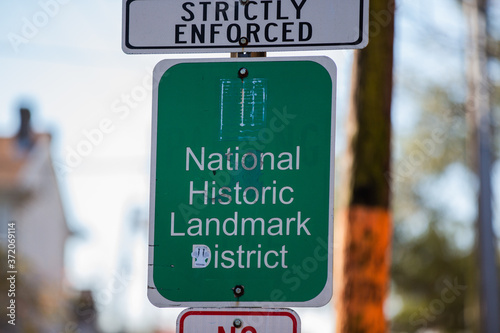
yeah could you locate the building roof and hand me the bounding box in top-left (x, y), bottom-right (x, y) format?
top-left (0, 133), bottom-right (52, 196)
top-left (0, 137), bottom-right (25, 191)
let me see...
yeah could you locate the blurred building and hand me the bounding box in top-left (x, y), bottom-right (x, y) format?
top-left (0, 108), bottom-right (83, 331)
top-left (0, 107), bottom-right (68, 285)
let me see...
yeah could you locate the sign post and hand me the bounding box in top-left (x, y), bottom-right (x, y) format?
top-left (148, 57), bottom-right (336, 307)
top-left (123, 0), bottom-right (369, 53)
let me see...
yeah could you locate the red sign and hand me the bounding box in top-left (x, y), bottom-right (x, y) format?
top-left (177, 308), bottom-right (300, 333)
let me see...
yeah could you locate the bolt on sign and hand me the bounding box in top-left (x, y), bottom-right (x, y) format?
top-left (177, 308), bottom-right (300, 333)
top-left (122, 0), bottom-right (369, 53)
top-left (148, 57), bottom-right (336, 307)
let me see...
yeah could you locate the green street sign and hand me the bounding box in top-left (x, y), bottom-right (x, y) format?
top-left (148, 57), bottom-right (336, 307)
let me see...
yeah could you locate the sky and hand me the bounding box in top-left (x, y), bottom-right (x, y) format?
top-left (1, 0), bottom-right (496, 332)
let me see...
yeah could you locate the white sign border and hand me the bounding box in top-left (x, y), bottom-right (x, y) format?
top-left (148, 56), bottom-right (336, 308)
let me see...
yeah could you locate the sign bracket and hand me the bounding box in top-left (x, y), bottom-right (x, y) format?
top-left (230, 52), bottom-right (266, 58)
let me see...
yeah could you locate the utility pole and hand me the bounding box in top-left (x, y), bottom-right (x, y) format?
top-left (335, 0), bottom-right (394, 331)
top-left (464, 0), bottom-right (499, 332)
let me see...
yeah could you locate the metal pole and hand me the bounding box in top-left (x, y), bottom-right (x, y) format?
top-left (476, 63), bottom-right (499, 333)
top-left (465, 0), bottom-right (499, 331)
top-left (477, 114), bottom-right (499, 333)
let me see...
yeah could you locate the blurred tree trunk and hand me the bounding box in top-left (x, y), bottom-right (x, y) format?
top-left (463, 0), bottom-right (499, 332)
top-left (334, 0), bottom-right (394, 332)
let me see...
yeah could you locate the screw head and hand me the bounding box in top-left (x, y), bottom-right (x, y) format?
top-left (233, 285), bottom-right (245, 298)
top-left (238, 67), bottom-right (248, 79)
top-left (240, 0), bottom-right (249, 4)
top-left (233, 318), bottom-right (243, 328)
top-left (239, 37), bottom-right (249, 46)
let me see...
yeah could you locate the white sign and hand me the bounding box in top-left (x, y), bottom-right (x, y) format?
top-left (122, 0), bottom-right (369, 53)
top-left (177, 308), bottom-right (300, 333)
